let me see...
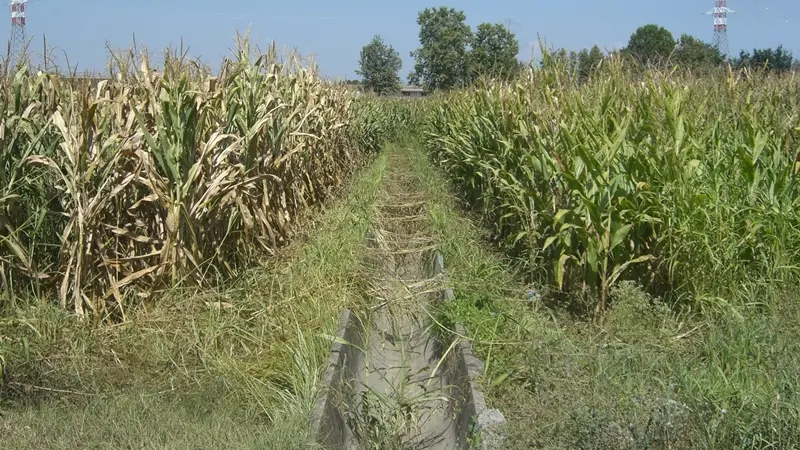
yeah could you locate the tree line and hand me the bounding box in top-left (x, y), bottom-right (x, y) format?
top-left (355, 7), bottom-right (521, 94)
top-left (354, 7), bottom-right (799, 95)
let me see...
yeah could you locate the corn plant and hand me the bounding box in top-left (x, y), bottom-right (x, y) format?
top-left (419, 51), bottom-right (800, 318)
top-left (0, 38), bottom-right (390, 317)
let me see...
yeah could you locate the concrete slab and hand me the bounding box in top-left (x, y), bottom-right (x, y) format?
top-left (309, 308), bottom-right (366, 449)
top-left (309, 248), bottom-right (507, 449)
top-left (309, 167), bottom-right (505, 449)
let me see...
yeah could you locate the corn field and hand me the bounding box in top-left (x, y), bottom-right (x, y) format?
top-left (0, 41), bottom-right (387, 318)
top-left (421, 55), bottom-right (800, 315)
top-left (5, 39), bottom-right (799, 322)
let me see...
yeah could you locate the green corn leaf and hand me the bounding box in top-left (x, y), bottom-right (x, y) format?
top-left (543, 235), bottom-right (558, 251)
top-left (610, 224), bottom-right (632, 252)
top-left (609, 254), bottom-right (654, 288)
top-left (555, 253), bottom-right (573, 290)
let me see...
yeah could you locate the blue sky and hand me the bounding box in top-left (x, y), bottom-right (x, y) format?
top-left (4, 0), bottom-right (800, 79)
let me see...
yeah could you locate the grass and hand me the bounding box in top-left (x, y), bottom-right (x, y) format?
top-left (393, 139), bottom-right (800, 448)
top-left (0, 151), bottom-right (388, 449)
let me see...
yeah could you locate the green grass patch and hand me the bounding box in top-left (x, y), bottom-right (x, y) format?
top-left (0, 152), bottom-right (388, 449)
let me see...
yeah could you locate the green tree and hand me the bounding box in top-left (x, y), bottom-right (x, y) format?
top-left (409, 7), bottom-right (472, 91)
top-left (469, 23), bottom-right (520, 81)
top-left (673, 34), bottom-right (723, 71)
top-left (577, 45), bottom-right (604, 81)
top-left (735, 45), bottom-right (795, 71)
top-left (567, 50), bottom-right (580, 77)
top-left (356, 35), bottom-right (402, 95)
top-left (625, 24), bottom-right (676, 66)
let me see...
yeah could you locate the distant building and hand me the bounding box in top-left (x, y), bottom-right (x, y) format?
top-left (399, 85), bottom-right (424, 97)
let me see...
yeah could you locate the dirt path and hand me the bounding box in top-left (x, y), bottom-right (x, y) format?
top-left (347, 151), bottom-right (460, 449)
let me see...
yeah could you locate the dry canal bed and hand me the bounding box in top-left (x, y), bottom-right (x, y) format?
top-left (309, 152), bottom-right (505, 449)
